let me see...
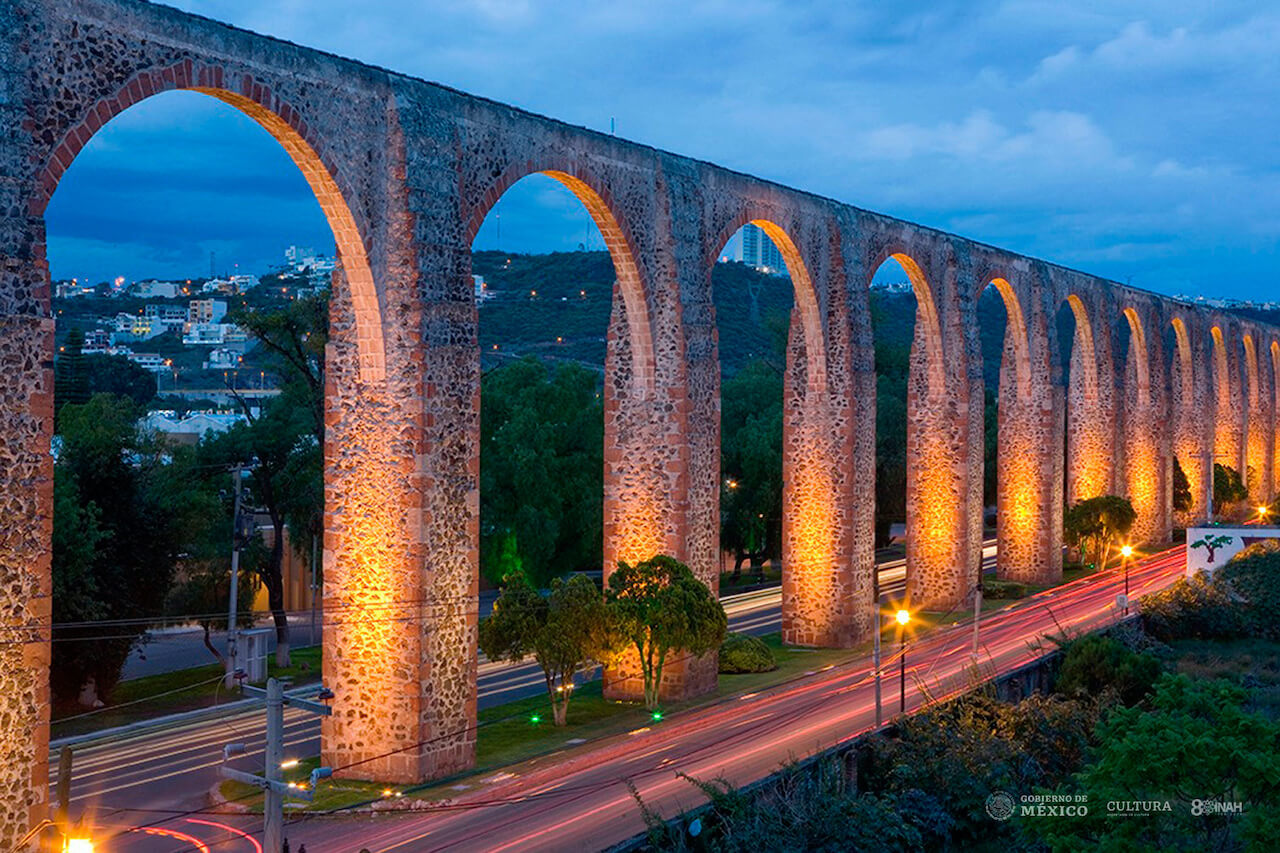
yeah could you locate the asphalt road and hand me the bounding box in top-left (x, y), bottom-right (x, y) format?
top-left (60, 546), bottom-right (1019, 851)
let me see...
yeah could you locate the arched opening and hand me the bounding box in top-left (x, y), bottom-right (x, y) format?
top-left (1118, 307), bottom-right (1162, 541)
top-left (469, 171), bottom-right (648, 592)
top-left (1168, 317), bottom-right (1201, 523)
top-left (710, 222), bottom-right (796, 593)
top-left (42, 86), bottom-right (353, 791)
top-left (869, 252), bottom-right (952, 604)
top-left (979, 277), bottom-right (1035, 578)
top-left (1243, 333), bottom-right (1267, 500)
top-left (1055, 294), bottom-right (1108, 510)
top-left (1210, 325), bottom-right (1236, 471)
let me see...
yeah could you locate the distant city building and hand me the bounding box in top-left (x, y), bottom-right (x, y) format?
top-left (126, 353), bottom-right (168, 372)
top-left (204, 347), bottom-right (242, 370)
top-left (725, 223), bottom-right (787, 276)
top-left (285, 245), bottom-right (317, 267)
top-left (54, 280), bottom-right (95, 299)
top-left (144, 303), bottom-right (188, 332)
top-left (140, 410), bottom-right (248, 445)
top-left (870, 280), bottom-right (914, 294)
top-left (188, 299), bottom-right (228, 325)
top-left (183, 322), bottom-right (246, 346)
top-left (228, 274), bottom-right (259, 292)
top-left (473, 274), bottom-right (496, 303)
top-left (130, 280), bottom-right (180, 299)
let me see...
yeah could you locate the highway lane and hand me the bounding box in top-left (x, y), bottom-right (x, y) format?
top-left (56, 548), bottom-right (976, 815)
top-left (57, 546), bottom-right (1004, 851)
top-left (248, 547), bottom-right (1183, 853)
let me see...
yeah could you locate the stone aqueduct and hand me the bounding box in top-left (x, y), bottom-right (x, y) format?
top-left (2, 0), bottom-right (1278, 840)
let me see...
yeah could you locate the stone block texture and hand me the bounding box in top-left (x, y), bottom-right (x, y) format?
top-left (3, 1), bottom-right (1280, 846)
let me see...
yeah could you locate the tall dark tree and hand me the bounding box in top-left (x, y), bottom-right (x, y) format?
top-left (83, 353), bottom-right (158, 407)
top-left (52, 395), bottom-right (207, 705)
top-left (720, 359), bottom-right (783, 580)
top-left (480, 358), bottom-right (603, 587)
top-left (54, 327), bottom-right (90, 414)
top-left (1172, 456), bottom-right (1193, 513)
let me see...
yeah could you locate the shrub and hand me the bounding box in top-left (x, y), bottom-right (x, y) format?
top-left (1219, 542), bottom-right (1280, 640)
top-left (719, 632), bottom-right (777, 674)
top-left (1140, 573), bottom-right (1244, 642)
top-left (1054, 633), bottom-right (1161, 706)
top-left (982, 579), bottom-right (1028, 600)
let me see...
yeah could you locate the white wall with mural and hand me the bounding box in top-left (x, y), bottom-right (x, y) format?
top-left (1186, 526), bottom-right (1280, 576)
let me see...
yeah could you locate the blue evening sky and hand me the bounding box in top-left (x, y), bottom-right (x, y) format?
top-left (44, 1), bottom-right (1280, 300)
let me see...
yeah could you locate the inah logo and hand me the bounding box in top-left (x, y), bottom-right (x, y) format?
top-left (986, 791), bottom-right (1016, 821)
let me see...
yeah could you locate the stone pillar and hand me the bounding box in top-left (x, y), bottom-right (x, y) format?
top-left (1118, 308), bottom-right (1170, 544)
top-left (780, 217), bottom-right (872, 648)
top-left (1064, 294), bottom-right (1114, 505)
top-left (903, 247), bottom-right (983, 611)
top-left (0, 10), bottom-right (54, 834)
top-left (1245, 336), bottom-right (1270, 503)
top-left (992, 272), bottom-right (1062, 585)
top-left (1170, 320), bottom-right (1210, 526)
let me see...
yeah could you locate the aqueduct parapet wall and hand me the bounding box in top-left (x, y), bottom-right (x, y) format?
top-left (2, 1), bottom-right (1278, 841)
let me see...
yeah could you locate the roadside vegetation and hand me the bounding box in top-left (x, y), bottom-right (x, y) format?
top-left (636, 545), bottom-right (1280, 852)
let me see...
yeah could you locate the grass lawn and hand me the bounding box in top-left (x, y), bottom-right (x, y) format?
top-left (220, 633), bottom-right (860, 813)
top-left (51, 645), bottom-right (322, 740)
top-left (1170, 637), bottom-right (1280, 719)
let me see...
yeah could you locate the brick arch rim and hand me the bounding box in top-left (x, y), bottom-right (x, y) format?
top-left (1059, 294), bottom-right (1099, 404)
top-left (978, 274), bottom-right (1032, 401)
top-left (464, 163), bottom-right (655, 394)
top-left (1121, 307), bottom-right (1151, 409)
top-left (867, 247), bottom-right (945, 399)
top-left (706, 212), bottom-right (828, 395)
top-left (1169, 316), bottom-right (1196, 413)
top-left (32, 60), bottom-right (387, 383)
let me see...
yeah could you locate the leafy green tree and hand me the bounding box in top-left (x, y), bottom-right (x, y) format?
top-left (1031, 674), bottom-right (1280, 852)
top-left (52, 395), bottom-right (207, 705)
top-left (1139, 572), bottom-right (1244, 642)
top-left (479, 573), bottom-right (615, 725)
top-left (606, 555), bottom-right (727, 709)
top-left (720, 359), bottom-right (783, 580)
top-left (1063, 495), bottom-right (1136, 568)
top-left (1054, 634), bottom-right (1161, 706)
top-left (1214, 463), bottom-right (1248, 510)
top-left (1172, 456), bottom-right (1193, 513)
top-left (480, 358), bottom-right (603, 587)
top-left (54, 327), bottom-right (89, 414)
top-left (83, 353), bottom-right (158, 406)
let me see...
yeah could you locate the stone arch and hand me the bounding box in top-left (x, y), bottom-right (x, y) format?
top-left (1064, 295), bottom-right (1099, 403)
top-left (709, 214), bottom-right (828, 394)
top-left (1169, 315), bottom-right (1204, 523)
top-left (1210, 324), bottom-right (1241, 475)
top-left (36, 62), bottom-right (387, 381)
top-left (1243, 332), bottom-right (1268, 499)
top-left (984, 276), bottom-right (1032, 400)
top-left (872, 250), bottom-right (945, 398)
top-left (1122, 307), bottom-right (1150, 408)
top-left (466, 165), bottom-right (655, 392)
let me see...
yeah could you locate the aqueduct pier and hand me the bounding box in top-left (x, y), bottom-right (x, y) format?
top-left (2, 0), bottom-right (1277, 841)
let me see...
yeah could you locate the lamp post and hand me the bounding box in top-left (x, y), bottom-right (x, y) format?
top-left (896, 609), bottom-right (910, 714)
top-left (1120, 544), bottom-right (1132, 615)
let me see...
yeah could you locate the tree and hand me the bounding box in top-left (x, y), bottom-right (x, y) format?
top-left (1030, 674), bottom-right (1280, 852)
top-left (1172, 456), bottom-right (1193, 513)
top-left (52, 394), bottom-right (207, 705)
top-left (1054, 634), bottom-right (1160, 706)
top-left (479, 573), bottom-right (615, 725)
top-left (720, 359), bottom-right (783, 580)
top-left (605, 555), bottom-right (727, 709)
top-left (480, 358), bottom-right (603, 587)
top-left (214, 293), bottom-right (329, 666)
top-left (54, 327), bottom-right (89, 415)
top-left (83, 353), bottom-right (158, 406)
top-left (1214, 463), bottom-right (1248, 510)
top-left (1063, 496), bottom-right (1136, 569)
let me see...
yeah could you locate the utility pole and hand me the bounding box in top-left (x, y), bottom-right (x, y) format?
top-left (221, 679), bottom-right (334, 851)
top-left (872, 562), bottom-right (882, 729)
top-left (226, 464), bottom-right (244, 688)
top-left (309, 534), bottom-right (319, 649)
top-left (971, 580), bottom-right (983, 658)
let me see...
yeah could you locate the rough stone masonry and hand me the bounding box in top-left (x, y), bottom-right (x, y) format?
top-left (2, 0), bottom-right (1278, 845)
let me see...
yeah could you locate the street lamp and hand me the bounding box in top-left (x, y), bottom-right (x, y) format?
top-left (896, 609), bottom-right (911, 714)
top-left (64, 838), bottom-right (95, 853)
top-left (1120, 544), bottom-right (1133, 615)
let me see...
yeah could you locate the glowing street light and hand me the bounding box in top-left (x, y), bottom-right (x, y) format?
top-left (64, 838), bottom-right (95, 853)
